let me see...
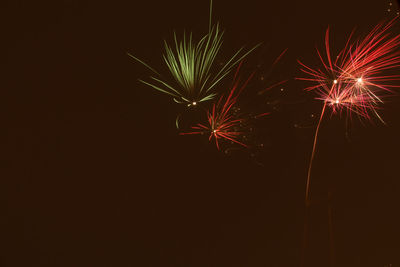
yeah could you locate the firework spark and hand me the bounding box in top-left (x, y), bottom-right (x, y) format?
top-left (180, 62), bottom-right (269, 150)
top-left (128, 0), bottom-right (259, 107)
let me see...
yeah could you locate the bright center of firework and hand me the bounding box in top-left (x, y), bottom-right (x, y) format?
top-left (213, 130), bottom-right (217, 134)
top-left (357, 77), bottom-right (363, 83)
top-left (192, 101), bottom-right (197, 106)
top-left (333, 79), bottom-right (338, 84)
top-left (335, 99), bottom-right (339, 104)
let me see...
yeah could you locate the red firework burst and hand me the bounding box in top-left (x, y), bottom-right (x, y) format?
top-left (180, 62), bottom-right (269, 150)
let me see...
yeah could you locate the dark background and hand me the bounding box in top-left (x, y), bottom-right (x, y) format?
top-left (3, 0), bottom-right (400, 266)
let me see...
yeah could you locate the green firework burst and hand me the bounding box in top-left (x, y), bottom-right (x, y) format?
top-left (128, 0), bottom-right (260, 106)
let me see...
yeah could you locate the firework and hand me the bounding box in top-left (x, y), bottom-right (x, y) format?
top-left (298, 17), bottom-right (400, 203)
top-left (180, 62), bottom-right (269, 150)
top-left (298, 20), bottom-right (400, 266)
top-left (128, 0), bottom-right (259, 107)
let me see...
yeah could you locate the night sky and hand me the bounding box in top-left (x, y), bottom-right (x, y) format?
top-left (3, 0), bottom-right (400, 266)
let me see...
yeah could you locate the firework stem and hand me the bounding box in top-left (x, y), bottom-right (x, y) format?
top-left (305, 101), bottom-right (327, 206)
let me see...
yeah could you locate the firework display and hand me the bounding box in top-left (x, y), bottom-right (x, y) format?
top-left (129, 0), bottom-right (400, 164)
top-left (8, 0), bottom-right (400, 266)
